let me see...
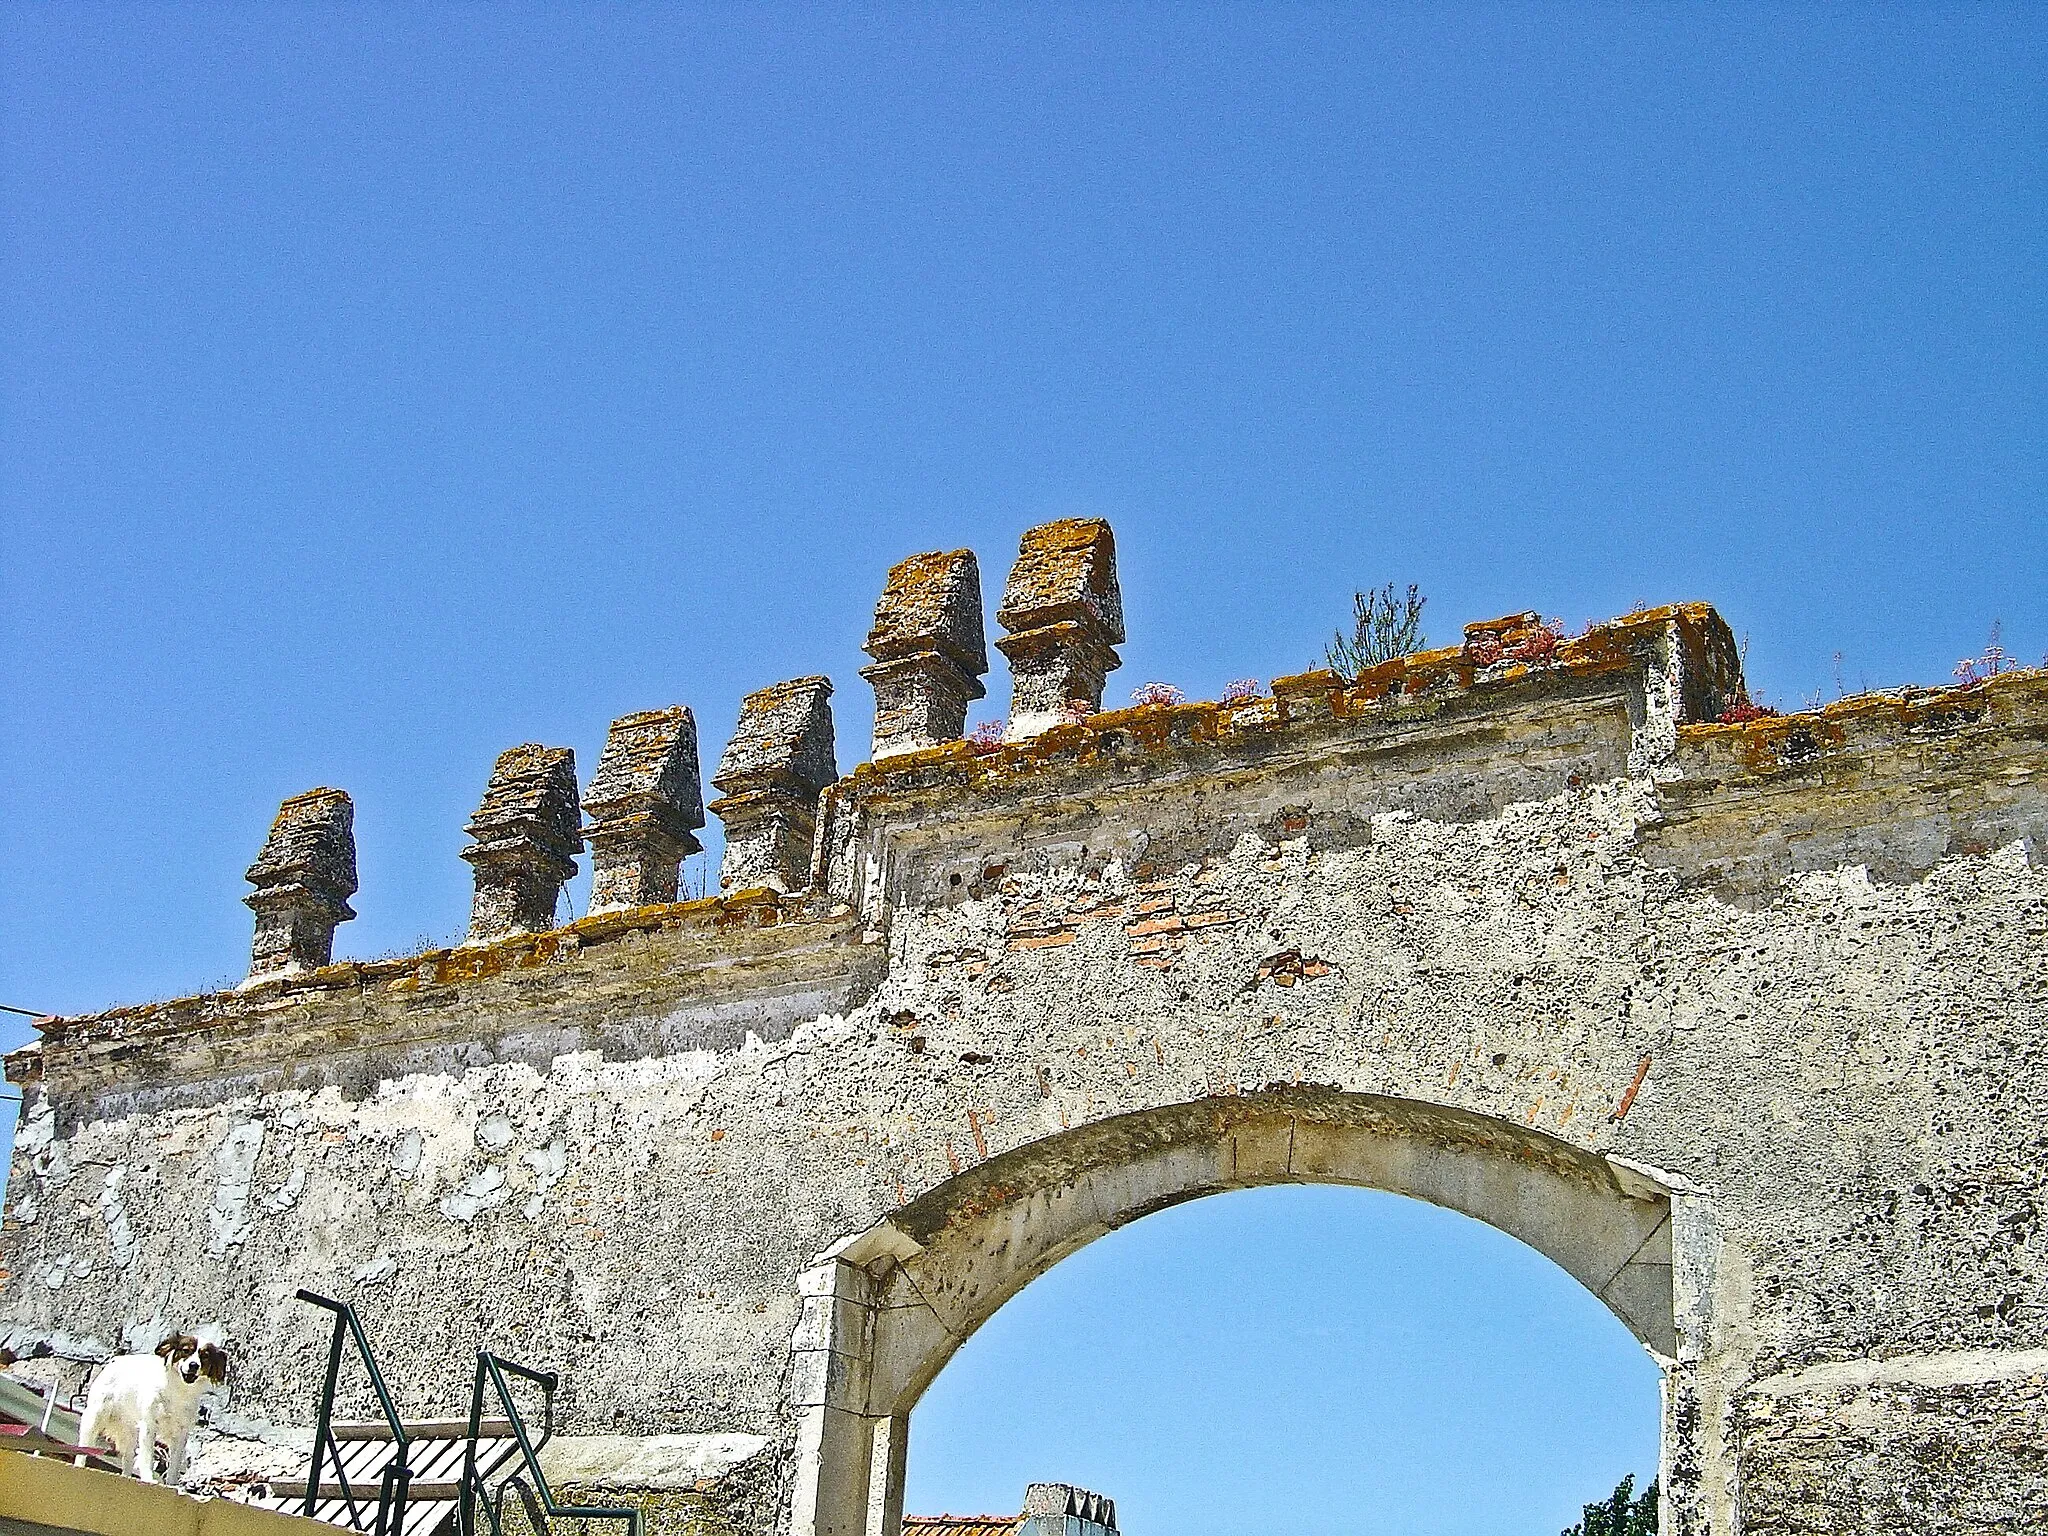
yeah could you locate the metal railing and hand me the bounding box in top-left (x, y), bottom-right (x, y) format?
top-left (297, 1289), bottom-right (415, 1535)
top-left (458, 1351), bottom-right (640, 1536)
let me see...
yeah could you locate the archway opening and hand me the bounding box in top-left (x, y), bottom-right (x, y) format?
top-left (787, 1090), bottom-right (1684, 1536)
top-left (906, 1184), bottom-right (1662, 1536)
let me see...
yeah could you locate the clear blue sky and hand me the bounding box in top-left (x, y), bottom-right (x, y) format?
top-left (909, 1187), bottom-right (1657, 1536)
top-left (2, 6), bottom-right (2041, 1531)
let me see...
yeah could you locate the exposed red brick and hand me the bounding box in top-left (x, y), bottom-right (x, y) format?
top-left (1612, 1055), bottom-right (1652, 1121)
top-left (1126, 916), bottom-right (1186, 937)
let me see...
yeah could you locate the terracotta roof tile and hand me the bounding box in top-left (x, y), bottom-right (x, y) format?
top-left (903, 1516), bottom-right (1021, 1536)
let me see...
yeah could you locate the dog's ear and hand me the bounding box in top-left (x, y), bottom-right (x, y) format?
top-left (157, 1333), bottom-right (197, 1360)
top-left (199, 1344), bottom-right (229, 1384)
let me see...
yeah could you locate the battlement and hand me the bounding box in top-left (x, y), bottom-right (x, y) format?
top-left (1648, 667), bottom-right (2048, 891)
top-left (834, 600), bottom-right (1737, 806)
top-left (10, 886), bottom-right (863, 1106)
top-left (8, 523), bottom-right (2047, 1536)
top-left (10, 515), bottom-right (2042, 1080)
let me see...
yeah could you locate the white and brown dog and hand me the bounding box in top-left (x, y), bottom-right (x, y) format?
top-left (77, 1332), bottom-right (228, 1484)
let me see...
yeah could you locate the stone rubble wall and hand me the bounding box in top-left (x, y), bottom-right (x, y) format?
top-left (3, 554), bottom-right (2044, 1536)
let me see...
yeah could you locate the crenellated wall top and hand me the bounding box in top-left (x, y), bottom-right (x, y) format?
top-left (9, 514), bottom-right (2043, 1078)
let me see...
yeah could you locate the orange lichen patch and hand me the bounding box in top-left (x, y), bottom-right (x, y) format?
top-left (995, 518), bottom-right (1123, 640)
top-left (864, 549), bottom-right (986, 668)
top-left (269, 785), bottom-right (349, 821)
top-left (874, 549), bottom-right (963, 607)
top-left (741, 677), bottom-right (823, 710)
top-left (1732, 715), bottom-right (1846, 775)
top-left (850, 600), bottom-right (1744, 809)
top-left (1676, 669), bottom-right (2048, 778)
top-left (25, 889), bottom-right (841, 1049)
top-left (427, 939), bottom-right (520, 986)
top-left (567, 893), bottom-right (724, 945)
top-left (1270, 664), bottom-right (1344, 695)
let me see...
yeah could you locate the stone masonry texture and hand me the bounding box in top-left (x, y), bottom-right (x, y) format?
top-left (4, 530), bottom-right (2046, 1536)
top-left (994, 520), bottom-right (1123, 741)
top-left (586, 707), bottom-right (705, 912)
top-left (462, 744), bottom-right (581, 941)
top-left (862, 550), bottom-right (988, 761)
top-left (243, 788), bottom-right (357, 979)
top-left (711, 677), bottom-right (837, 895)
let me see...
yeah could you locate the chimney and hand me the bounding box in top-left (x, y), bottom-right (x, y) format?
top-left (995, 519), bottom-right (1124, 740)
top-left (710, 677), bottom-right (837, 894)
top-left (462, 744), bottom-right (581, 941)
top-left (861, 549), bottom-right (988, 759)
top-left (584, 706), bottom-right (704, 912)
top-left (1020, 1484), bottom-right (1117, 1536)
top-left (244, 788), bottom-right (357, 980)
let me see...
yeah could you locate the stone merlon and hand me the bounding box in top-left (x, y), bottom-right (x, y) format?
top-left (584, 706), bottom-right (705, 913)
top-left (462, 743), bottom-right (581, 941)
top-left (861, 549), bottom-right (988, 761)
top-left (711, 677), bottom-right (837, 894)
top-left (996, 518), bottom-right (1124, 740)
top-left (243, 787), bottom-right (356, 980)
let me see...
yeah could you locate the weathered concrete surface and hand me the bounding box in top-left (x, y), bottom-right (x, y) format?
top-left (1735, 1351), bottom-right (2048, 1533)
top-left (0, 1449), bottom-right (335, 1536)
top-left (5, 587), bottom-right (2045, 1536)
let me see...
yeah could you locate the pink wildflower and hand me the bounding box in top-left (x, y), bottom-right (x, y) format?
top-left (1717, 700), bottom-right (1779, 724)
top-left (1955, 622), bottom-right (2026, 686)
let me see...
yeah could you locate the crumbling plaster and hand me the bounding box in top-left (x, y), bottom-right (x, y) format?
top-left (4, 608), bottom-right (2045, 1536)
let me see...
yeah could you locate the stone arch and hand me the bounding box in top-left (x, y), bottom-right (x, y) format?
top-left (787, 1086), bottom-right (1685, 1536)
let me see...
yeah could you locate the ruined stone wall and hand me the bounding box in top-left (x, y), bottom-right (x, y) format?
top-left (4, 533), bottom-right (2045, 1535)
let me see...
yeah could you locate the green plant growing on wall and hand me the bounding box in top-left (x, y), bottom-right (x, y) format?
top-left (1326, 582), bottom-right (1427, 679)
top-left (1563, 1474), bottom-right (1657, 1536)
